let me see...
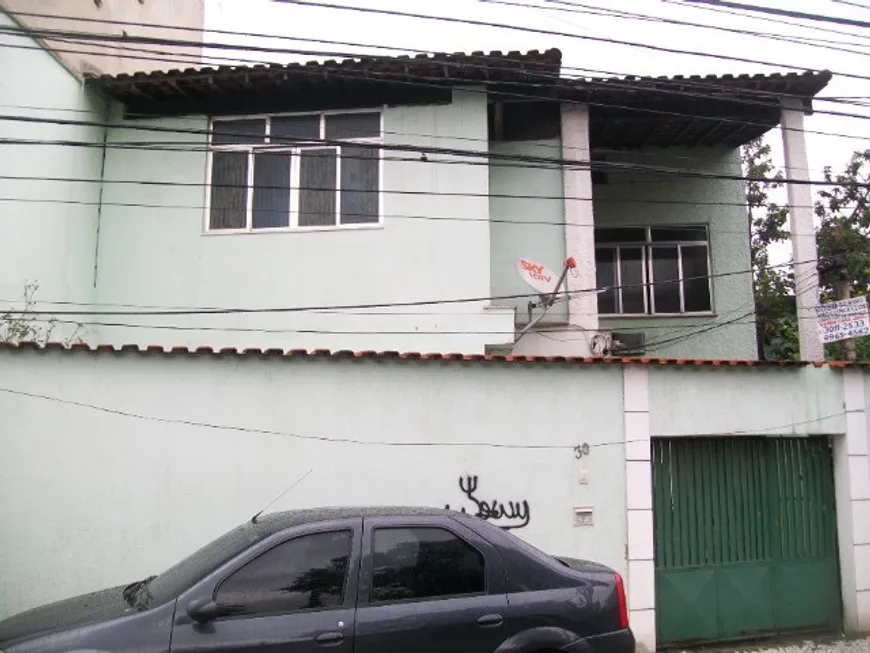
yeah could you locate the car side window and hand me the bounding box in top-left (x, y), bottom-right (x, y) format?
top-left (370, 527), bottom-right (485, 603)
top-left (215, 530), bottom-right (352, 616)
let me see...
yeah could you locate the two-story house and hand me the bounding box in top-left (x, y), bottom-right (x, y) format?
top-left (0, 7), bottom-right (830, 359)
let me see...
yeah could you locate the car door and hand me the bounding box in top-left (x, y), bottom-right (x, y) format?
top-left (170, 518), bottom-right (362, 653)
top-left (353, 515), bottom-right (509, 653)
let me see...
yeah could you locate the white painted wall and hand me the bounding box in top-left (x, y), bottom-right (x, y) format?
top-left (3, 346), bottom-right (869, 652)
top-left (0, 0), bottom-right (205, 77)
top-left (0, 9), bottom-right (104, 342)
top-left (0, 346), bottom-right (627, 620)
top-left (90, 91), bottom-right (515, 354)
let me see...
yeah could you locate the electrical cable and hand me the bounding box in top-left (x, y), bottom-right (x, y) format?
top-left (661, 0), bottom-right (870, 45)
top-left (0, 385), bottom-right (852, 449)
top-left (0, 194), bottom-right (816, 227)
top-left (486, 0), bottom-right (870, 56)
top-left (7, 24), bottom-right (870, 135)
top-left (12, 6), bottom-right (870, 111)
top-left (0, 115), bottom-right (865, 187)
top-left (0, 256), bottom-right (835, 318)
top-left (678, 0), bottom-right (870, 29)
top-left (5, 28), bottom-right (870, 144)
top-left (270, 0), bottom-right (870, 84)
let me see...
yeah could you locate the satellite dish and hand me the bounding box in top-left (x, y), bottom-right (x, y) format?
top-left (516, 257), bottom-right (560, 295)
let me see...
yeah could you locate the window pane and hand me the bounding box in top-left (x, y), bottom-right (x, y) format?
top-left (209, 151), bottom-right (248, 230)
top-left (271, 116), bottom-right (320, 143)
top-left (650, 226), bottom-right (708, 242)
top-left (596, 248), bottom-right (616, 314)
top-left (212, 119), bottom-right (266, 145)
top-left (651, 246), bottom-right (681, 313)
top-left (619, 247), bottom-right (646, 314)
top-left (252, 152), bottom-right (291, 229)
top-left (682, 245), bottom-right (712, 312)
top-left (325, 113), bottom-right (380, 140)
top-left (216, 531), bottom-right (351, 616)
top-left (595, 227), bottom-right (646, 244)
top-left (371, 527), bottom-right (485, 603)
top-left (340, 145), bottom-right (379, 224)
top-left (298, 148), bottom-right (337, 227)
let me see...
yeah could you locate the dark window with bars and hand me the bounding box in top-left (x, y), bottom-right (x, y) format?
top-left (595, 226), bottom-right (712, 315)
top-left (208, 113), bottom-right (380, 231)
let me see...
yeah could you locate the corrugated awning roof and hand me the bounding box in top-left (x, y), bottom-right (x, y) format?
top-left (0, 341), bottom-right (824, 368)
top-left (87, 48), bottom-right (832, 149)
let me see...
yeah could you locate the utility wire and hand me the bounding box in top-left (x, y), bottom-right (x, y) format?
top-left (5, 29), bottom-right (870, 142)
top-left (271, 0), bottom-right (870, 84)
top-left (11, 7), bottom-right (870, 110)
top-left (1, 115), bottom-right (865, 186)
top-left (662, 0), bottom-right (870, 45)
top-left (0, 257), bottom-right (832, 318)
top-left (831, 0), bottom-right (870, 10)
top-left (487, 0), bottom-right (870, 56)
top-left (0, 194), bottom-right (818, 225)
top-left (679, 0), bottom-right (870, 28)
top-left (8, 23), bottom-right (870, 130)
top-left (0, 385), bottom-right (851, 447)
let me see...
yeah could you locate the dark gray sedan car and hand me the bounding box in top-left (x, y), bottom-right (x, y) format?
top-left (0, 507), bottom-right (634, 653)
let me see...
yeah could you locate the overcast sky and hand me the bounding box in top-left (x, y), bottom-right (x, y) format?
top-left (204, 0), bottom-right (870, 180)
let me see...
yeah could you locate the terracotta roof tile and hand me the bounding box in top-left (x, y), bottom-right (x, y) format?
top-left (0, 340), bottom-right (822, 368)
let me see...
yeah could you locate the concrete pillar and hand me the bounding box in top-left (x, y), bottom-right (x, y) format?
top-left (561, 103), bottom-right (598, 333)
top-left (780, 99), bottom-right (823, 361)
top-left (623, 366), bottom-right (656, 652)
top-left (513, 105), bottom-right (598, 357)
top-left (837, 368), bottom-right (870, 632)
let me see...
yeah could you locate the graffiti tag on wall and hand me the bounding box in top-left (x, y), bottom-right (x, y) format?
top-left (444, 475), bottom-right (531, 530)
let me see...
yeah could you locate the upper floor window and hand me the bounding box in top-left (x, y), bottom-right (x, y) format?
top-left (207, 112), bottom-right (381, 232)
top-left (595, 226), bottom-right (712, 315)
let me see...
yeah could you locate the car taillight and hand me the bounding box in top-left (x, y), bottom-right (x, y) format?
top-left (614, 572), bottom-right (629, 629)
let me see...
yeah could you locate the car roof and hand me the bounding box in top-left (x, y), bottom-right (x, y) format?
top-left (251, 505), bottom-right (452, 535)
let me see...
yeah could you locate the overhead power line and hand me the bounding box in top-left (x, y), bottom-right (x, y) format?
top-left (0, 386), bottom-right (852, 447)
top-left (0, 257), bottom-right (830, 318)
top-left (11, 7), bottom-right (870, 111)
top-left (271, 0), bottom-right (870, 83)
top-left (679, 0), bottom-right (870, 28)
top-left (486, 0), bottom-right (870, 56)
top-left (9, 35), bottom-right (870, 145)
top-left (1, 114), bottom-right (866, 187)
top-left (7, 19), bottom-right (870, 139)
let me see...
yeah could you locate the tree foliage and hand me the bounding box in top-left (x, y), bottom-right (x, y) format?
top-left (741, 138), bottom-right (797, 360)
top-left (743, 140), bottom-right (870, 361)
top-left (0, 281), bottom-right (85, 346)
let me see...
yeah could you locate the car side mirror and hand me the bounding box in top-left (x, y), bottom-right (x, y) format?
top-left (186, 598), bottom-right (244, 623)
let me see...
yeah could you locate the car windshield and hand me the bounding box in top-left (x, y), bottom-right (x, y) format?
top-left (145, 523), bottom-right (264, 606)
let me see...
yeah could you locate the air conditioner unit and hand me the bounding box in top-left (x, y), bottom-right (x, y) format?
top-left (610, 331), bottom-right (647, 355)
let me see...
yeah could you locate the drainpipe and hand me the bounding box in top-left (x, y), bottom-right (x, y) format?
top-left (92, 105), bottom-right (109, 288)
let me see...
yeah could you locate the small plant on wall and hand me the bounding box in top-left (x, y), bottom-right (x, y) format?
top-left (0, 281), bottom-right (86, 346)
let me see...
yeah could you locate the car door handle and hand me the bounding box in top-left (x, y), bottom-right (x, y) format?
top-left (477, 613), bottom-right (504, 627)
top-left (315, 631), bottom-right (345, 646)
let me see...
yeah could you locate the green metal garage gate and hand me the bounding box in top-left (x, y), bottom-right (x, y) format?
top-left (652, 437), bottom-right (841, 647)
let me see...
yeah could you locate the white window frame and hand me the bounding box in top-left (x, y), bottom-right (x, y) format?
top-left (595, 225), bottom-right (714, 317)
top-left (203, 108), bottom-right (385, 234)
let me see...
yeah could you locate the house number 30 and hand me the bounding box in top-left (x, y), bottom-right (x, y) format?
top-left (574, 443), bottom-right (590, 459)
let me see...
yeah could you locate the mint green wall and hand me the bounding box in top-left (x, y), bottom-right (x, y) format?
top-left (489, 139), bottom-right (568, 323)
top-left (650, 365), bottom-right (844, 436)
top-left (594, 148), bottom-right (757, 359)
top-left (93, 91), bottom-right (514, 352)
top-left (0, 10), bottom-right (105, 333)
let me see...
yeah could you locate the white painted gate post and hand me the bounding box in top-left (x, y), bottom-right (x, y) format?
top-left (623, 365), bottom-right (655, 651)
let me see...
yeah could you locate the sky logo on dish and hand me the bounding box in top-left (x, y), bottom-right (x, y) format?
top-left (520, 259), bottom-right (551, 283)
